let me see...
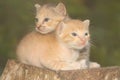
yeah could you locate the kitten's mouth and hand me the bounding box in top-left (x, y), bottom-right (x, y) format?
top-left (35, 27), bottom-right (50, 34)
top-left (74, 42), bottom-right (87, 49)
top-left (79, 42), bottom-right (87, 47)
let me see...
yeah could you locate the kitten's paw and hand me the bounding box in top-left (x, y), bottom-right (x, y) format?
top-left (89, 62), bottom-right (100, 68)
top-left (79, 59), bottom-right (88, 69)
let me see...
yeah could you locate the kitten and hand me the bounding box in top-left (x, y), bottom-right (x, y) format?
top-left (34, 2), bottom-right (67, 34)
top-left (57, 19), bottom-right (100, 68)
top-left (17, 19), bottom-right (92, 71)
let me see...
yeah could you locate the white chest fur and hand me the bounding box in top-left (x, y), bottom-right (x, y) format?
top-left (70, 50), bottom-right (79, 61)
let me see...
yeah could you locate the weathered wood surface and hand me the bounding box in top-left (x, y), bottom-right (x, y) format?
top-left (1, 59), bottom-right (120, 80)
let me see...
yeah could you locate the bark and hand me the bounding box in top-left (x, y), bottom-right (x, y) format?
top-left (1, 59), bottom-right (120, 80)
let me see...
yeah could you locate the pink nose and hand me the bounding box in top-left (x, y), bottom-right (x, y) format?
top-left (35, 24), bottom-right (41, 30)
top-left (36, 24), bottom-right (43, 30)
top-left (36, 24), bottom-right (41, 28)
top-left (79, 37), bottom-right (86, 45)
top-left (81, 40), bottom-right (86, 45)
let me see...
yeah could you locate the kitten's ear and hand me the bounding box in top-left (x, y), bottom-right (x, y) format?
top-left (35, 4), bottom-right (41, 12)
top-left (83, 19), bottom-right (90, 28)
top-left (57, 22), bottom-right (66, 35)
top-left (55, 3), bottom-right (67, 16)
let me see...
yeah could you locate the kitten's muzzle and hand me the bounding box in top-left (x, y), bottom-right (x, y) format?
top-left (78, 37), bottom-right (86, 45)
top-left (35, 26), bottom-right (50, 34)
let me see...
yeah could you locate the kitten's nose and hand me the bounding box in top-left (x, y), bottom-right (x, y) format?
top-left (81, 40), bottom-right (86, 45)
top-left (36, 24), bottom-right (41, 28)
top-left (35, 24), bottom-right (41, 30)
top-left (79, 37), bottom-right (86, 45)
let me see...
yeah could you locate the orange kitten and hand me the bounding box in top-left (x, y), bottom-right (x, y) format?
top-left (34, 3), bottom-right (67, 34)
top-left (17, 19), bottom-right (93, 71)
top-left (57, 20), bottom-right (100, 68)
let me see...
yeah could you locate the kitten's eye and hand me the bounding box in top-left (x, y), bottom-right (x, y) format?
top-left (85, 33), bottom-right (88, 36)
top-left (35, 18), bottom-right (38, 22)
top-left (71, 32), bottom-right (77, 36)
top-left (44, 18), bottom-right (50, 22)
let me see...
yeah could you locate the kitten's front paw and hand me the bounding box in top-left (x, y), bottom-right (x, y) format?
top-left (89, 62), bottom-right (100, 68)
top-left (79, 59), bottom-right (88, 69)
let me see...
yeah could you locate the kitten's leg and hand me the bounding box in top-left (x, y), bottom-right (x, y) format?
top-left (42, 59), bottom-right (88, 71)
top-left (89, 61), bottom-right (101, 68)
top-left (60, 59), bottom-right (88, 70)
top-left (18, 58), bottom-right (43, 68)
top-left (79, 59), bottom-right (89, 69)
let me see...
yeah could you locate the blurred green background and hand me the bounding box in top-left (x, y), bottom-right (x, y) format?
top-left (0, 0), bottom-right (120, 75)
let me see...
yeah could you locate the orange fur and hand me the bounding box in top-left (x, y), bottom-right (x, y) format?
top-left (35, 3), bottom-right (67, 34)
top-left (57, 19), bottom-right (90, 49)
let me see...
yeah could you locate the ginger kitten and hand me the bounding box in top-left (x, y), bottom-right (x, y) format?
top-left (34, 3), bottom-right (67, 34)
top-left (59, 20), bottom-right (100, 68)
top-left (17, 19), bottom-right (94, 71)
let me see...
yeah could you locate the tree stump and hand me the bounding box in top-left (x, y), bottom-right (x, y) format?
top-left (1, 59), bottom-right (120, 80)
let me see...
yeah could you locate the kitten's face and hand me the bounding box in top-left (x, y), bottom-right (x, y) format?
top-left (35, 3), bottom-right (66, 34)
top-left (57, 20), bottom-right (90, 50)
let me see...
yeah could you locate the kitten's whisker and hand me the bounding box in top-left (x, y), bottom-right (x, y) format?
top-left (90, 43), bottom-right (96, 47)
top-left (29, 25), bottom-right (35, 29)
top-left (89, 41), bottom-right (96, 47)
top-left (90, 40), bottom-right (96, 44)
